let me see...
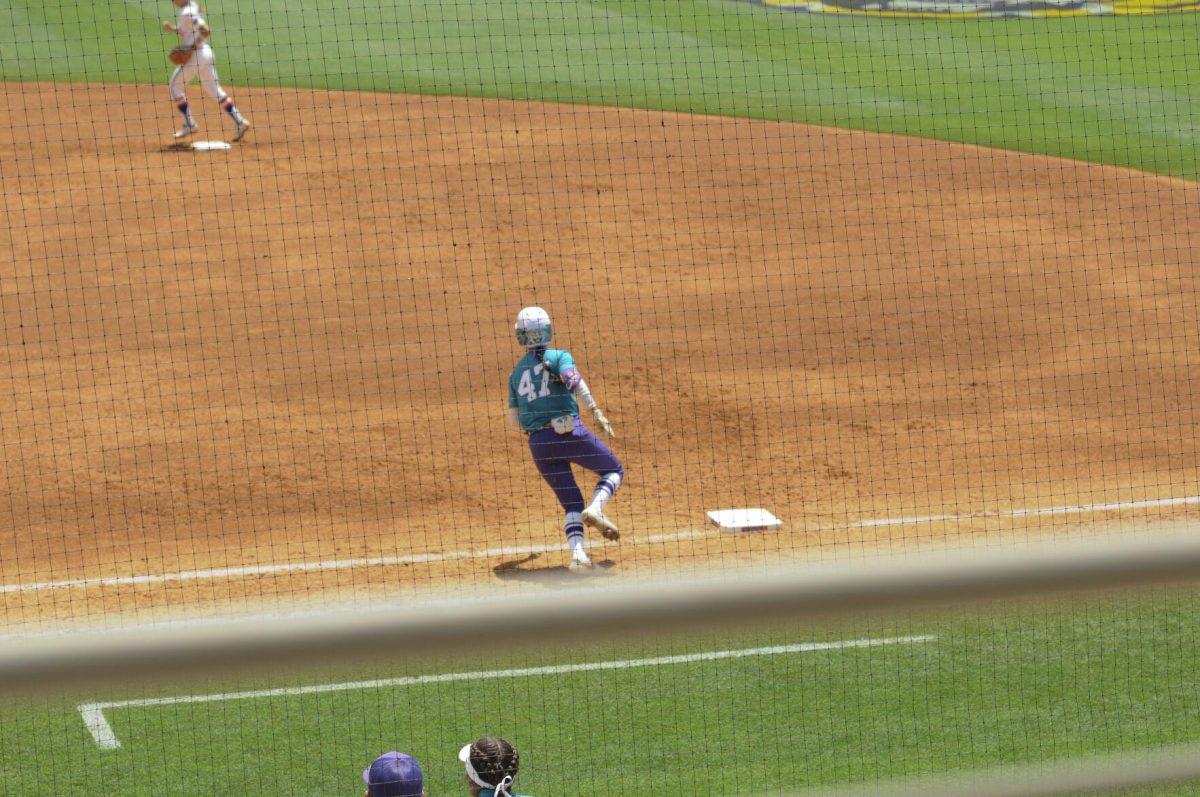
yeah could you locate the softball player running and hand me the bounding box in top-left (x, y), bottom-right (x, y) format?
top-left (162, 0), bottom-right (250, 141)
top-left (508, 307), bottom-right (623, 572)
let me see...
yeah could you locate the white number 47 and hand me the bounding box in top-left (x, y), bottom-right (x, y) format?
top-left (518, 365), bottom-right (552, 403)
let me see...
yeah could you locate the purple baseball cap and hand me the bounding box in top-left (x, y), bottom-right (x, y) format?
top-left (363, 751), bottom-right (423, 797)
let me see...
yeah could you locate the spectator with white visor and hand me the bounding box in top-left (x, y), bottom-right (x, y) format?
top-left (459, 736), bottom-right (530, 796)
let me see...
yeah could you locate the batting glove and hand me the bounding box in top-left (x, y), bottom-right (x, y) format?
top-left (593, 408), bottom-right (616, 438)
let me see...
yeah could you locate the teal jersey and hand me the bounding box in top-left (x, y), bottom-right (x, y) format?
top-left (509, 348), bottom-right (579, 431)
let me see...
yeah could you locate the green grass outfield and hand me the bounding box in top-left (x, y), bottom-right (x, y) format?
top-left (2, 593), bottom-right (1198, 795)
top-left (1, 0), bottom-right (1198, 178)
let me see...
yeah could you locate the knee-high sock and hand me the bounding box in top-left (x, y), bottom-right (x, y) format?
top-left (565, 511), bottom-right (585, 555)
top-left (219, 96), bottom-right (247, 125)
top-left (587, 472), bottom-right (621, 513)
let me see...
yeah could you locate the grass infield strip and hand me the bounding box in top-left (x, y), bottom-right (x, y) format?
top-left (5, 599), bottom-right (1195, 795)
top-left (77, 635), bottom-right (937, 750)
top-left (2, 1), bottom-right (1198, 179)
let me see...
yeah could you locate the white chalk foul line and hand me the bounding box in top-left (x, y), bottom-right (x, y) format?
top-left (79, 703), bottom-right (121, 750)
top-left (11, 494), bottom-right (1200, 595)
top-left (851, 495), bottom-right (1200, 527)
top-left (78, 634), bottom-right (936, 750)
top-left (0, 530), bottom-right (710, 595)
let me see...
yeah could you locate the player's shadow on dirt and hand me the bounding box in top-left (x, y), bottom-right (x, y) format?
top-left (493, 553), bottom-right (615, 585)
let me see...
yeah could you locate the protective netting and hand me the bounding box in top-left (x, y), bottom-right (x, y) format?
top-left (1, 0), bottom-right (1198, 793)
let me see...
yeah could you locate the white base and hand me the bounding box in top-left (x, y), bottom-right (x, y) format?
top-left (707, 508), bottom-right (783, 531)
top-left (189, 140), bottom-right (232, 151)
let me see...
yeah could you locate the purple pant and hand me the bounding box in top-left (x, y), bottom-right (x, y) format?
top-left (528, 418), bottom-right (623, 513)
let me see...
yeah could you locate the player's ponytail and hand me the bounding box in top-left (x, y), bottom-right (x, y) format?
top-left (532, 348), bottom-right (559, 384)
top-left (533, 346), bottom-right (562, 383)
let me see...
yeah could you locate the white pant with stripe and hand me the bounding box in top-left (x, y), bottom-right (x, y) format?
top-left (168, 44), bottom-right (227, 103)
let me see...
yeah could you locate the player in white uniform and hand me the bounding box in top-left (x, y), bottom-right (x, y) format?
top-left (162, 0), bottom-right (250, 141)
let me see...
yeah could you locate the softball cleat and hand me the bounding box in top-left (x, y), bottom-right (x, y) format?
top-left (232, 120), bottom-right (251, 142)
top-left (569, 555), bottom-right (596, 574)
top-left (173, 122), bottom-right (198, 139)
top-left (583, 507), bottom-right (620, 541)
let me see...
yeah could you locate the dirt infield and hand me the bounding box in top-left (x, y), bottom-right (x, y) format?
top-left (2, 83), bottom-right (1199, 628)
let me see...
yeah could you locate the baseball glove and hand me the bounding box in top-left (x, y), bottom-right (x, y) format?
top-left (169, 46), bottom-right (193, 66)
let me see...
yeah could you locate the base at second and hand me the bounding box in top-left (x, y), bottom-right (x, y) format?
top-left (189, 140), bottom-right (232, 151)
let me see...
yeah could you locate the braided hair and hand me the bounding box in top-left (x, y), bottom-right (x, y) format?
top-left (467, 736), bottom-right (520, 796)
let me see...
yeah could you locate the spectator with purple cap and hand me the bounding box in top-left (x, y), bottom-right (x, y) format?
top-left (363, 751), bottom-right (425, 797)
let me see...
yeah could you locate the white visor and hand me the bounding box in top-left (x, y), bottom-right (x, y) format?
top-left (460, 743), bottom-right (491, 789)
top-left (459, 743), bottom-right (515, 796)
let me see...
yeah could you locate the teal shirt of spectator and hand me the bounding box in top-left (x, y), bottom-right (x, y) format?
top-left (508, 348), bottom-right (579, 431)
